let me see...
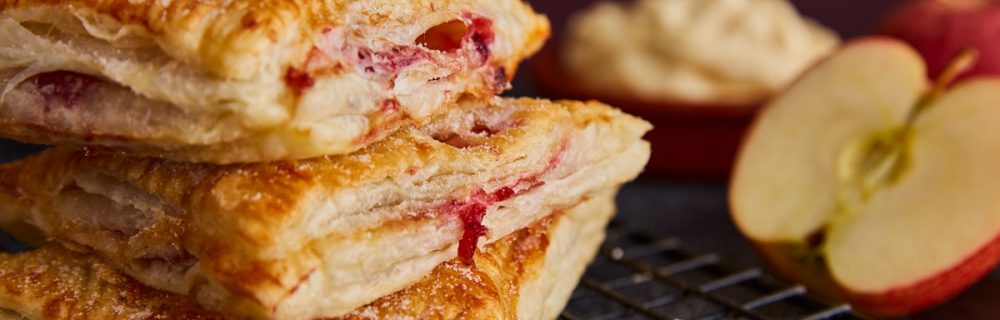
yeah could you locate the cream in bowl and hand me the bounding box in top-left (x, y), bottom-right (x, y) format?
top-left (562, 0), bottom-right (841, 105)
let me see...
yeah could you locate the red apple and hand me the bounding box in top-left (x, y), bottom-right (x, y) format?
top-left (880, 0), bottom-right (1000, 80)
top-left (731, 38), bottom-right (1000, 317)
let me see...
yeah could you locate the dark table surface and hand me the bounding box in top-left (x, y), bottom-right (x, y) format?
top-left (2, 1), bottom-right (999, 318)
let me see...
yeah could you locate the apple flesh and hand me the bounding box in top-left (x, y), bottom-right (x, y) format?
top-left (880, 0), bottom-right (1000, 80)
top-left (731, 38), bottom-right (1000, 317)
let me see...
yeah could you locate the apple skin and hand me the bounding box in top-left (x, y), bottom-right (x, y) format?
top-left (879, 0), bottom-right (1000, 80)
top-left (842, 232), bottom-right (1000, 317)
top-left (754, 236), bottom-right (1000, 317)
top-left (731, 37), bottom-right (1000, 317)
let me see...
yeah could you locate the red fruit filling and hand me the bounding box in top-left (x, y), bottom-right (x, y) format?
top-left (429, 111), bottom-right (520, 148)
top-left (417, 20), bottom-right (469, 52)
top-left (28, 71), bottom-right (98, 111)
top-left (452, 200), bottom-right (489, 266)
top-left (446, 186), bottom-right (518, 266)
top-left (290, 15), bottom-right (496, 94)
top-left (416, 16), bottom-right (495, 62)
top-left (355, 46), bottom-right (431, 76)
top-left (380, 99), bottom-right (401, 112)
top-left (284, 68), bottom-right (316, 94)
top-left (493, 67), bottom-right (510, 90)
top-left (443, 143), bottom-right (567, 266)
top-left (467, 17), bottom-right (495, 63)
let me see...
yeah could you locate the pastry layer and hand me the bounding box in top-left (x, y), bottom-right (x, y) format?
top-left (0, 188), bottom-right (615, 320)
top-left (0, 0), bottom-right (549, 163)
top-left (0, 97), bottom-right (650, 319)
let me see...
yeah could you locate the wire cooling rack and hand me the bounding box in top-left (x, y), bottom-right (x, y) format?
top-left (562, 223), bottom-right (865, 320)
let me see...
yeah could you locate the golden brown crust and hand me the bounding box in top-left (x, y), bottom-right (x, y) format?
top-left (0, 0), bottom-right (546, 80)
top-left (0, 97), bottom-right (650, 319)
top-left (0, 192), bottom-right (611, 320)
top-left (0, 246), bottom-right (222, 320)
top-left (0, 0), bottom-right (550, 163)
top-left (5, 97), bottom-right (646, 253)
top-left (335, 216), bottom-right (554, 320)
top-left (3, 0), bottom-right (314, 80)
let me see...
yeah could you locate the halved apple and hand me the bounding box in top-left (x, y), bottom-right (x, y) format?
top-left (731, 37), bottom-right (1000, 317)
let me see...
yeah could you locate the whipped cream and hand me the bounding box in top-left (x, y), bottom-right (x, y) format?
top-left (562, 0), bottom-right (840, 104)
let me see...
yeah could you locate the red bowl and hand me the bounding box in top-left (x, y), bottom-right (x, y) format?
top-left (531, 46), bottom-right (764, 180)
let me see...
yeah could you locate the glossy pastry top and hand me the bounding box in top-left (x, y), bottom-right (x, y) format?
top-left (0, 189), bottom-right (612, 320)
top-left (0, 97), bottom-right (650, 319)
top-left (0, 97), bottom-right (645, 247)
top-left (0, 0), bottom-right (550, 163)
top-left (0, 0), bottom-right (545, 80)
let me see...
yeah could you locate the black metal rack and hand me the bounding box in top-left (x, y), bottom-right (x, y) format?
top-left (562, 224), bottom-right (865, 320)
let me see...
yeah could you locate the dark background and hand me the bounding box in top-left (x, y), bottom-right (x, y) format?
top-left (2, 0), bottom-right (998, 318)
top-left (527, 0), bottom-right (904, 38)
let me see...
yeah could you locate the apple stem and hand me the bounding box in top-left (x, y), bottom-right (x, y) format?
top-left (933, 48), bottom-right (978, 94)
top-left (912, 48), bottom-right (979, 118)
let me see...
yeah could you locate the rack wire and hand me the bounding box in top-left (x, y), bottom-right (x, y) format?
top-left (562, 223), bottom-right (865, 320)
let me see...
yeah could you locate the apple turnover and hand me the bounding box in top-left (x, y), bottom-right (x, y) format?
top-left (0, 0), bottom-right (549, 163)
top-left (0, 97), bottom-right (650, 319)
top-left (0, 189), bottom-right (615, 320)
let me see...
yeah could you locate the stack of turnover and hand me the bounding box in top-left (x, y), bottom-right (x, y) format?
top-left (0, 1), bottom-right (651, 320)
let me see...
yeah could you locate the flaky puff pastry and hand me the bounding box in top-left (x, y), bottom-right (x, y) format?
top-left (0, 188), bottom-right (615, 320)
top-left (0, 97), bottom-right (650, 319)
top-left (0, 0), bottom-right (549, 163)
